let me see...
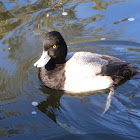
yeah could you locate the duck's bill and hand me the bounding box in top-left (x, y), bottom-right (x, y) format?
top-left (34, 51), bottom-right (51, 68)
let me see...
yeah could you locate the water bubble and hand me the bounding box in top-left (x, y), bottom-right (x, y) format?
top-left (128, 18), bottom-right (135, 21)
top-left (32, 101), bottom-right (39, 106)
top-left (32, 111), bottom-right (37, 115)
top-left (101, 38), bottom-right (106, 40)
top-left (62, 12), bottom-right (68, 16)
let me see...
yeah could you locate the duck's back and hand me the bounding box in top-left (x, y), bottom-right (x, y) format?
top-left (65, 52), bottom-right (109, 77)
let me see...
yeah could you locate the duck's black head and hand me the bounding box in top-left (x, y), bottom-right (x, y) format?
top-left (34, 31), bottom-right (67, 67)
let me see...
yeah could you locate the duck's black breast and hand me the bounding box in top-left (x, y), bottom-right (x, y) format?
top-left (39, 64), bottom-right (66, 90)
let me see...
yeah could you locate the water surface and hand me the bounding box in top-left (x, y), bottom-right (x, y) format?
top-left (0, 0), bottom-right (140, 139)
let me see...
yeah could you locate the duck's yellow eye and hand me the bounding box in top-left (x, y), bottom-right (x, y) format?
top-left (53, 45), bottom-right (56, 49)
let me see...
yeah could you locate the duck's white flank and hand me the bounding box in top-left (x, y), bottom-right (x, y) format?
top-left (64, 52), bottom-right (114, 93)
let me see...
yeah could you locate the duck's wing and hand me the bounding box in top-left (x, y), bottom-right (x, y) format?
top-left (66, 52), bottom-right (136, 80)
top-left (66, 52), bottom-right (109, 77)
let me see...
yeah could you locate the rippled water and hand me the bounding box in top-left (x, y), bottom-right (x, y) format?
top-left (0, 0), bottom-right (140, 139)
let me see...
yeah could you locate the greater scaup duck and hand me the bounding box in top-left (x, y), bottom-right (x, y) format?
top-left (34, 31), bottom-right (137, 93)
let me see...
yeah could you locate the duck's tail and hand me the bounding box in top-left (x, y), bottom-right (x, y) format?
top-left (132, 68), bottom-right (140, 79)
top-left (113, 65), bottom-right (137, 85)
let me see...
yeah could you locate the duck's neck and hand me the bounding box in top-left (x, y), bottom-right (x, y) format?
top-left (55, 58), bottom-right (66, 64)
top-left (45, 58), bottom-right (56, 70)
top-left (45, 58), bottom-right (65, 70)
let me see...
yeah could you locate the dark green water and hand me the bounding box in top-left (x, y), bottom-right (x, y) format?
top-left (0, 0), bottom-right (140, 139)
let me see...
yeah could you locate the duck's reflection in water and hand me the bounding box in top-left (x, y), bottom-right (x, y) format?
top-left (37, 85), bottom-right (64, 123)
top-left (37, 85), bottom-right (114, 123)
